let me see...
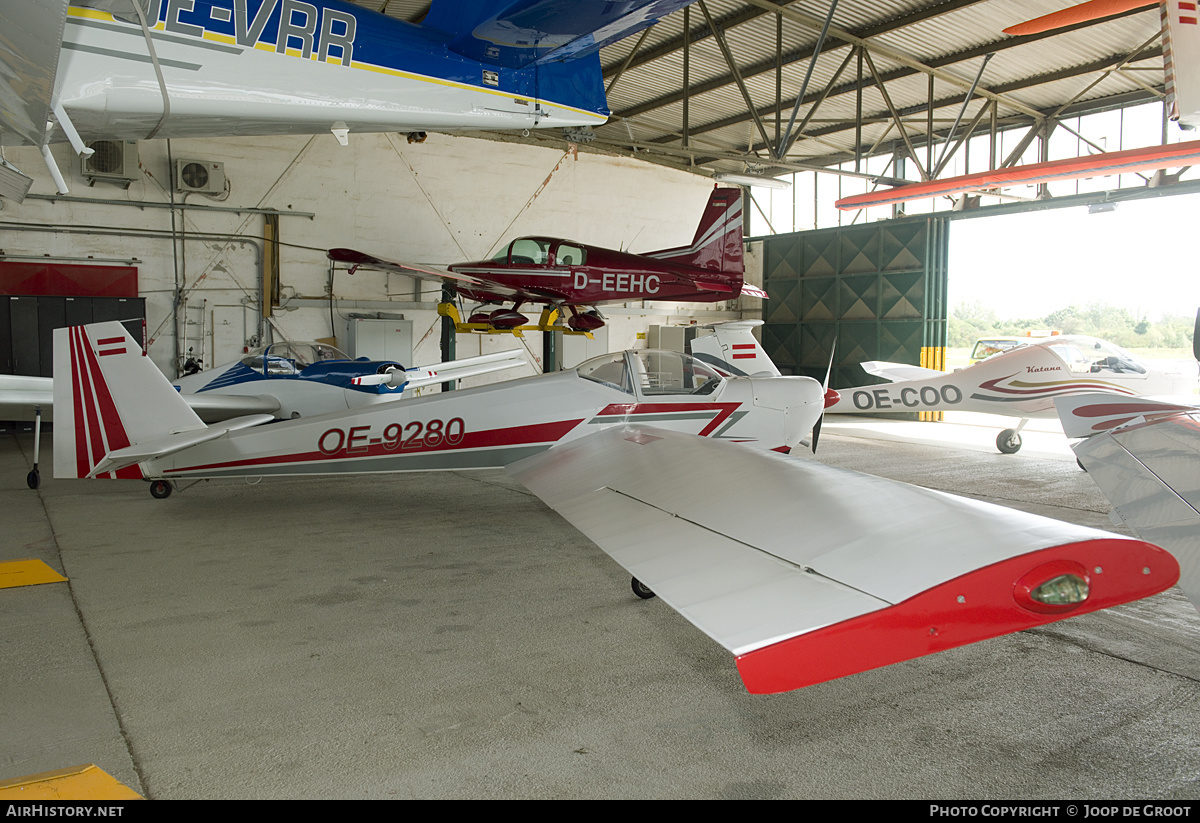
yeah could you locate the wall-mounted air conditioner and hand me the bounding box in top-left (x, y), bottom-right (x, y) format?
top-left (81, 140), bottom-right (140, 187)
top-left (174, 159), bottom-right (227, 195)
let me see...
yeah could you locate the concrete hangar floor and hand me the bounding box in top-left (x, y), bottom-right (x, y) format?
top-left (3, 417), bottom-right (1199, 800)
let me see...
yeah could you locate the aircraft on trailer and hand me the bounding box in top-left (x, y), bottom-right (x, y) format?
top-left (49, 318), bottom-right (1178, 694)
top-left (835, 0), bottom-right (1200, 212)
top-left (825, 334), bottom-right (1197, 453)
top-left (0, 0), bottom-right (695, 198)
top-left (329, 187), bottom-right (765, 334)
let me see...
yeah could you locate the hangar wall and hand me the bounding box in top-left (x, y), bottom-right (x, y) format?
top-left (0, 133), bottom-right (743, 379)
top-left (759, 216), bottom-right (949, 389)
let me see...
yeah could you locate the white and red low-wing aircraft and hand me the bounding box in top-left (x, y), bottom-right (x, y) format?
top-left (826, 334), bottom-right (1197, 453)
top-left (0, 333), bottom-right (525, 489)
top-left (48, 319), bottom-right (1180, 694)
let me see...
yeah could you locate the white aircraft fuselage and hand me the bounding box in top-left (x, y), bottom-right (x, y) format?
top-left (53, 1), bottom-right (607, 142)
top-left (828, 335), bottom-right (1196, 418)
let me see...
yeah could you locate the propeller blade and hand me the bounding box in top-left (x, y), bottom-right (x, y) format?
top-left (812, 339), bottom-right (837, 454)
top-left (1003, 0), bottom-right (1155, 36)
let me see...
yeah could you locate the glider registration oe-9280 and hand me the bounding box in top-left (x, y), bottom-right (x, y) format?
top-left (47, 319), bottom-right (1180, 694)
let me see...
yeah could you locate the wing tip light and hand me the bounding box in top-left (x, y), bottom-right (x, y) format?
top-left (735, 537), bottom-right (1178, 694)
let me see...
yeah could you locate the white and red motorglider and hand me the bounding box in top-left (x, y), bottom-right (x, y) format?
top-left (53, 320), bottom-right (1178, 694)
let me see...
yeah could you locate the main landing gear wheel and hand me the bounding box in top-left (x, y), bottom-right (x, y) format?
top-left (149, 480), bottom-right (173, 499)
top-left (26, 470), bottom-right (39, 490)
top-left (631, 577), bottom-right (656, 600)
top-left (996, 429), bottom-right (1023, 454)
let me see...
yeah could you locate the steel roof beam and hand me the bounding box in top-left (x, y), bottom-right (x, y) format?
top-left (677, 45), bottom-right (1162, 165)
top-left (619, 1), bottom-right (1152, 131)
top-left (613, 0), bottom-right (993, 119)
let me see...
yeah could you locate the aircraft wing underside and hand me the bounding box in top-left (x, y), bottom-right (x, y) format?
top-left (509, 425), bottom-right (1177, 693)
top-left (327, 248), bottom-right (525, 301)
top-left (0, 0), bottom-right (69, 148)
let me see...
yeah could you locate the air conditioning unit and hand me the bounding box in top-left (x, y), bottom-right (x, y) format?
top-left (175, 159), bottom-right (227, 195)
top-left (81, 140), bottom-right (139, 187)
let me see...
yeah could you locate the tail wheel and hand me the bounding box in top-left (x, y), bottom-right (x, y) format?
top-left (149, 480), bottom-right (173, 499)
top-left (26, 470), bottom-right (40, 490)
top-left (996, 429), bottom-right (1023, 454)
top-left (631, 577), bottom-right (656, 600)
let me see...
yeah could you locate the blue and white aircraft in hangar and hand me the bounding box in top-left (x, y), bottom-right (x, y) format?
top-left (0, 0), bottom-right (697, 196)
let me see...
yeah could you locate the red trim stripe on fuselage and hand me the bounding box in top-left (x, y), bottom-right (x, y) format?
top-left (161, 419), bottom-right (586, 475)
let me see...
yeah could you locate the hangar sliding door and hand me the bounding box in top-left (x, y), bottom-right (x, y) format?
top-left (761, 216), bottom-right (949, 392)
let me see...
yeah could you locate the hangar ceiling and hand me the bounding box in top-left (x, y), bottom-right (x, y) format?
top-left (348, 1), bottom-right (1172, 187)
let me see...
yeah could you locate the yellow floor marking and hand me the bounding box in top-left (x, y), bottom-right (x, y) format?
top-left (0, 764), bottom-right (142, 800)
top-left (0, 559), bottom-right (67, 589)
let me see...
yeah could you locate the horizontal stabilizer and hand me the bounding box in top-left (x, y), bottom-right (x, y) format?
top-left (860, 361), bottom-right (944, 382)
top-left (1055, 393), bottom-right (1198, 439)
top-left (88, 414), bottom-right (276, 478)
top-left (510, 426), bottom-right (1176, 693)
top-left (1065, 403), bottom-right (1200, 614)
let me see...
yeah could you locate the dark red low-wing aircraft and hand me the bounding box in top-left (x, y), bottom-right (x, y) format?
top-left (328, 187), bottom-right (765, 332)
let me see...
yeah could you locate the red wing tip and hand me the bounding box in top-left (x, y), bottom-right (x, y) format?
top-left (735, 537), bottom-right (1179, 694)
top-left (1002, 23), bottom-right (1043, 36)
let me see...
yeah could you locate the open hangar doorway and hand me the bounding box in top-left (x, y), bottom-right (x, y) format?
top-left (945, 185), bottom-right (1200, 373)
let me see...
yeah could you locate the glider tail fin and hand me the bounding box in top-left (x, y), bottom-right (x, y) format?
top-left (53, 321), bottom-right (206, 480)
top-left (647, 187), bottom-right (744, 275)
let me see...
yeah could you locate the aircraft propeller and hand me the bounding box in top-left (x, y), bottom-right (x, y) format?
top-left (810, 340), bottom-right (839, 453)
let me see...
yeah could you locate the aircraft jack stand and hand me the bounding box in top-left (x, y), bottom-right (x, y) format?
top-left (26, 406), bottom-right (42, 490)
top-left (438, 303), bottom-right (594, 338)
top-left (996, 418), bottom-right (1028, 454)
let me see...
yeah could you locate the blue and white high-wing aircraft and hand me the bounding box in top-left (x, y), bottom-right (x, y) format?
top-left (0, 0), bottom-right (696, 197)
